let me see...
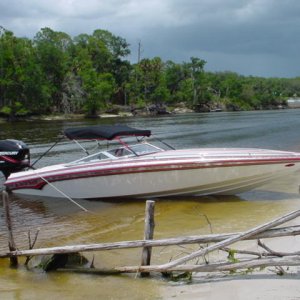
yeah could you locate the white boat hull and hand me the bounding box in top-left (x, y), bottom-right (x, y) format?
top-left (6, 148), bottom-right (300, 199)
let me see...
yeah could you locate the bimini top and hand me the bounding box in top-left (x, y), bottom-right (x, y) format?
top-left (64, 125), bottom-right (151, 140)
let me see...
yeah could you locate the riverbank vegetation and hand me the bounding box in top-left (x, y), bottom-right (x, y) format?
top-left (1, 26), bottom-right (300, 119)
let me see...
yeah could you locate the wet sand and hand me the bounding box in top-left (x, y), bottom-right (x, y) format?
top-left (164, 275), bottom-right (300, 300)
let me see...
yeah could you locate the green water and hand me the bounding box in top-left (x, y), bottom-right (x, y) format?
top-left (1, 110), bottom-right (300, 299)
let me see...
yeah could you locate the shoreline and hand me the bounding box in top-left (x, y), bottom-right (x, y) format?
top-left (1, 106), bottom-right (297, 123)
top-left (0, 108), bottom-right (195, 122)
top-left (0, 103), bottom-right (297, 123)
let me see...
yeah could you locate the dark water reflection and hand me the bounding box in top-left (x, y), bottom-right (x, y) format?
top-left (1, 110), bottom-right (300, 299)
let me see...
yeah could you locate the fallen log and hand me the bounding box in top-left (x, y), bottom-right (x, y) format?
top-left (56, 255), bottom-right (300, 274)
top-left (56, 267), bottom-right (124, 275)
top-left (1, 225), bottom-right (300, 258)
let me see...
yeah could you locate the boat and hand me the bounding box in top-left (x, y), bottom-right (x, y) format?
top-left (2, 124), bottom-right (300, 200)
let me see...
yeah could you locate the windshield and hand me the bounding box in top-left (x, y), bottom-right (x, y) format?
top-left (107, 143), bottom-right (162, 157)
top-left (66, 142), bottom-right (163, 166)
top-left (129, 143), bottom-right (162, 155)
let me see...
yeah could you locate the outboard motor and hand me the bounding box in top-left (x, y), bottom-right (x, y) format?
top-left (0, 139), bottom-right (30, 179)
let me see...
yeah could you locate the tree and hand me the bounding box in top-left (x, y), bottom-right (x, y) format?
top-left (138, 57), bottom-right (166, 103)
top-left (82, 72), bottom-right (116, 116)
top-left (0, 27), bottom-right (50, 118)
top-left (92, 30), bottom-right (131, 105)
top-left (165, 60), bottom-right (189, 103)
top-left (92, 29), bottom-right (130, 59)
top-left (33, 27), bottom-right (72, 112)
top-left (185, 57), bottom-right (206, 105)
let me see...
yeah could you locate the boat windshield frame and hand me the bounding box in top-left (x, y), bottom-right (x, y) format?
top-left (66, 142), bottom-right (163, 166)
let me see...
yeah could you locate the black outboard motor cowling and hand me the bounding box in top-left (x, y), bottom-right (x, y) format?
top-left (0, 139), bottom-right (30, 179)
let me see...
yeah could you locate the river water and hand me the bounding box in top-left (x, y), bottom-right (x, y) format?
top-left (1, 110), bottom-right (300, 299)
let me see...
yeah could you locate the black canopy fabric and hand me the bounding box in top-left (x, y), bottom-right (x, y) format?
top-left (64, 125), bottom-right (151, 140)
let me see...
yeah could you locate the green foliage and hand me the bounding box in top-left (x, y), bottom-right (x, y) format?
top-left (227, 249), bottom-right (239, 263)
top-left (0, 26), bottom-right (299, 119)
top-left (82, 71), bottom-right (116, 116)
top-left (0, 105), bottom-right (11, 115)
top-left (0, 101), bottom-right (30, 118)
top-left (162, 271), bottom-right (192, 282)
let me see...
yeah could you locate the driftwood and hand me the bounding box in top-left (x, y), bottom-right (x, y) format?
top-left (140, 200), bottom-right (155, 276)
top-left (1, 225), bottom-right (300, 258)
top-left (1, 225), bottom-right (300, 259)
top-left (24, 229), bottom-right (40, 265)
top-left (55, 255), bottom-right (300, 274)
top-left (2, 191), bottom-right (18, 266)
top-left (116, 255), bottom-right (300, 273)
top-left (221, 247), bottom-right (267, 258)
top-left (55, 238), bottom-right (300, 275)
top-left (256, 239), bottom-right (300, 257)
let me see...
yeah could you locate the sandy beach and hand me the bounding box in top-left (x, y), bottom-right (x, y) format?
top-left (164, 273), bottom-right (300, 300)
